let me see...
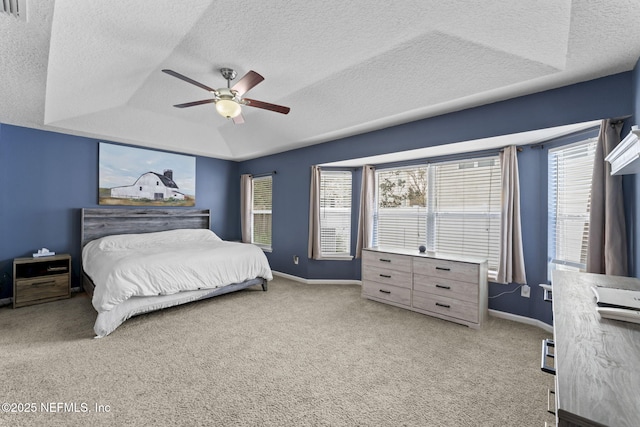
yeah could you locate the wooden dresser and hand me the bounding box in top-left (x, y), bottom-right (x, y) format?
top-left (551, 270), bottom-right (640, 427)
top-left (362, 247), bottom-right (488, 328)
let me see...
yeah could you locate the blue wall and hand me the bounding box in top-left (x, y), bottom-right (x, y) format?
top-left (0, 125), bottom-right (240, 299)
top-left (240, 71), bottom-right (635, 325)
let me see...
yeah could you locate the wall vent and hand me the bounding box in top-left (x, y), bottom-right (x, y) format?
top-left (1, 0), bottom-right (26, 21)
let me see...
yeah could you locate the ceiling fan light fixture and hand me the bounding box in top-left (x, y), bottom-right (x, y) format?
top-left (216, 98), bottom-right (241, 119)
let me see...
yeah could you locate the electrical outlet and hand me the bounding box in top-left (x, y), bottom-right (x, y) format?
top-left (521, 284), bottom-right (531, 298)
top-left (293, 255), bottom-right (299, 265)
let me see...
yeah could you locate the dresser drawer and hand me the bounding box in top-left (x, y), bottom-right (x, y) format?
top-left (413, 274), bottom-right (478, 303)
top-left (413, 257), bottom-right (478, 283)
top-left (362, 281), bottom-right (411, 306)
top-left (412, 290), bottom-right (478, 323)
top-left (362, 250), bottom-right (412, 272)
top-left (15, 274), bottom-right (70, 305)
top-left (363, 265), bottom-right (412, 289)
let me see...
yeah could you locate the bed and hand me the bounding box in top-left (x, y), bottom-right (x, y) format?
top-left (81, 208), bottom-right (272, 338)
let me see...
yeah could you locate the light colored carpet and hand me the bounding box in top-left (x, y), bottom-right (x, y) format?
top-left (0, 277), bottom-right (554, 426)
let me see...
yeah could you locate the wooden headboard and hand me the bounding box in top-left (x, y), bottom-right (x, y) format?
top-left (81, 208), bottom-right (211, 248)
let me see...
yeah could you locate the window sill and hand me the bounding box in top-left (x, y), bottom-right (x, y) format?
top-left (319, 255), bottom-right (354, 261)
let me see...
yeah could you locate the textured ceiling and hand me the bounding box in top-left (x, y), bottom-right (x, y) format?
top-left (2, 0), bottom-right (640, 160)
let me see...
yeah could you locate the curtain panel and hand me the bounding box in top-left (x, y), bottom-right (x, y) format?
top-left (356, 165), bottom-right (376, 258)
top-left (308, 165), bottom-right (322, 259)
top-left (587, 119), bottom-right (628, 276)
top-left (496, 145), bottom-right (527, 284)
top-left (240, 174), bottom-right (253, 244)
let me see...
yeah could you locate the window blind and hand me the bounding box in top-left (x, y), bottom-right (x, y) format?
top-left (431, 158), bottom-right (501, 271)
top-left (252, 175), bottom-right (272, 249)
top-left (374, 167), bottom-right (427, 250)
top-left (373, 157), bottom-right (501, 271)
top-left (320, 171), bottom-right (352, 256)
top-left (548, 138), bottom-right (597, 273)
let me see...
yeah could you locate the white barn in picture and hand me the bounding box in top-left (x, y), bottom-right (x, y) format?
top-left (110, 169), bottom-right (185, 201)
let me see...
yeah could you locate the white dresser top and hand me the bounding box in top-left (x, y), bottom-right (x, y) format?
top-left (364, 246), bottom-right (487, 265)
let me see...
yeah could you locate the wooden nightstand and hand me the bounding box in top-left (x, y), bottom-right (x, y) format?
top-left (13, 254), bottom-right (71, 308)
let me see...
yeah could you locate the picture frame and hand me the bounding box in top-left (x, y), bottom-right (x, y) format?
top-left (98, 143), bottom-right (196, 206)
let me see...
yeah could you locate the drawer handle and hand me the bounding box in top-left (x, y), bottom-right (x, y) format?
top-left (379, 274), bottom-right (391, 279)
top-left (379, 289), bottom-right (391, 294)
top-left (541, 339), bottom-right (555, 375)
top-left (435, 302), bottom-right (450, 309)
top-left (31, 280), bottom-right (57, 288)
top-left (435, 266), bottom-right (451, 271)
top-left (435, 284), bottom-right (451, 290)
top-left (379, 258), bottom-right (391, 263)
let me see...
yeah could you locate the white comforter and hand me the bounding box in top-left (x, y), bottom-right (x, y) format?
top-left (82, 229), bottom-right (273, 313)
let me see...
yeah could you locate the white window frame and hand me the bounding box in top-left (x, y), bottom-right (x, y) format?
top-left (373, 155), bottom-right (501, 275)
top-left (320, 170), bottom-right (353, 259)
top-left (251, 175), bottom-right (272, 251)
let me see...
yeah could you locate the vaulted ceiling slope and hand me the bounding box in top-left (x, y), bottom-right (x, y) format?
top-left (2, 1), bottom-right (640, 160)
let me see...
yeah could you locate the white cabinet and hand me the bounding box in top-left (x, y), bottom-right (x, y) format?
top-left (362, 247), bottom-right (488, 328)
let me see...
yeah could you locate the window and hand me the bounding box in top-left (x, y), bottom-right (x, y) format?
top-left (374, 156), bottom-right (501, 272)
top-left (430, 158), bottom-right (501, 271)
top-left (375, 167), bottom-right (427, 250)
top-left (252, 175), bottom-right (272, 250)
top-left (320, 170), bottom-right (352, 257)
top-left (548, 138), bottom-right (597, 276)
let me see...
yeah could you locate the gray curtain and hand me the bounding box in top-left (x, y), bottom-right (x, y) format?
top-left (308, 165), bottom-right (322, 259)
top-left (356, 165), bottom-right (376, 258)
top-left (240, 174), bottom-right (252, 243)
top-left (496, 145), bottom-right (527, 284)
top-left (587, 119), bottom-right (628, 276)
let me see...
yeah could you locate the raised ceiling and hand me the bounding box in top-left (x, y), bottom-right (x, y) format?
top-left (2, 1), bottom-right (640, 161)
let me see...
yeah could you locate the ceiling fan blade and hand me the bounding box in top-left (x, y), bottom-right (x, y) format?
top-left (232, 113), bottom-right (245, 125)
top-left (232, 71), bottom-right (264, 96)
top-left (173, 99), bottom-right (215, 108)
top-left (244, 98), bottom-right (290, 114)
top-left (162, 69), bottom-right (217, 93)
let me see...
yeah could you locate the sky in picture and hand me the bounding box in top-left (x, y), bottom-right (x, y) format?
top-left (99, 143), bottom-right (196, 196)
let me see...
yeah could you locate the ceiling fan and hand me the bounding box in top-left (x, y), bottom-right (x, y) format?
top-left (162, 68), bottom-right (290, 124)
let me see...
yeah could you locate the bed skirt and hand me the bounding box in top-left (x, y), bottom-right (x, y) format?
top-left (83, 272), bottom-right (266, 338)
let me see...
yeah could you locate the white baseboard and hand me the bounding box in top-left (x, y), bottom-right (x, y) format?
top-left (273, 271), bottom-right (361, 286)
top-left (489, 309), bottom-right (553, 333)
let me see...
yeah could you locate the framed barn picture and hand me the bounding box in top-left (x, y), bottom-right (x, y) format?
top-left (99, 143), bottom-right (196, 206)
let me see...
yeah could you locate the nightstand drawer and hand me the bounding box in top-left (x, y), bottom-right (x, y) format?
top-left (413, 257), bottom-right (478, 283)
top-left (413, 274), bottom-right (478, 303)
top-left (15, 274), bottom-right (70, 305)
top-left (362, 250), bottom-right (412, 272)
top-left (363, 265), bottom-right (412, 289)
top-left (412, 290), bottom-right (478, 323)
top-left (362, 281), bottom-right (411, 306)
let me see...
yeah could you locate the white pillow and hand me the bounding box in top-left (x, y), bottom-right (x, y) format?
top-left (95, 228), bottom-right (222, 251)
